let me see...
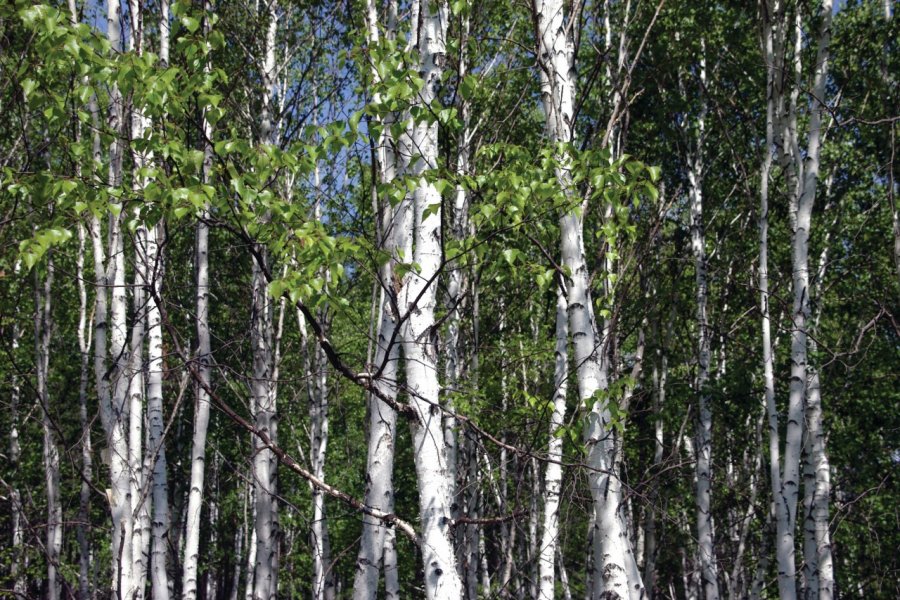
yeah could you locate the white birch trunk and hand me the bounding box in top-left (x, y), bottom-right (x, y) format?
top-left (252, 2), bottom-right (279, 597)
top-left (353, 286), bottom-right (400, 600)
top-left (144, 222), bottom-right (170, 600)
top-left (458, 432), bottom-right (479, 600)
top-left (533, 1), bottom-right (640, 597)
top-left (252, 252), bottom-right (278, 600)
top-left (308, 89), bottom-right (335, 600)
top-left (801, 191), bottom-right (835, 600)
top-left (35, 258), bottom-right (61, 600)
top-left (444, 1), bottom-right (472, 528)
top-left (129, 228), bottom-right (148, 600)
top-left (643, 321), bottom-right (667, 600)
top-left (398, 3), bottom-right (462, 598)
top-left (245, 482), bottom-right (257, 600)
top-left (66, 0), bottom-right (95, 586)
top-left (10, 265), bottom-right (26, 597)
top-left (528, 457), bottom-right (540, 600)
top-left (497, 311), bottom-right (512, 599)
top-left (539, 286), bottom-right (568, 600)
top-left (383, 526), bottom-right (400, 600)
top-left (104, 0), bottom-right (136, 593)
top-left (352, 2), bottom-right (401, 596)
top-left (128, 8), bottom-right (152, 580)
top-left (207, 455), bottom-right (221, 600)
top-left (687, 47), bottom-right (720, 600)
top-left (230, 518), bottom-right (244, 600)
top-left (766, 2), bottom-right (835, 598)
top-left (311, 339), bottom-right (333, 600)
top-left (136, 4), bottom-right (169, 599)
top-left (761, 5), bottom-right (796, 599)
top-left (798, 5), bottom-right (833, 599)
top-left (75, 220), bottom-right (94, 600)
top-left (181, 2), bottom-right (214, 595)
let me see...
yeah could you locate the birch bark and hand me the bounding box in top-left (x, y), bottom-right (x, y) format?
top-left (352, 2), bottom-right (401, 597)
top-left (145, 221), bottom-right (170, 600)
top-left (444, 1), bottom-right (473, 524)
top-left (102, 0), bottom-right (137, 594)
top-left (9, 265), bottom-right (25, 597)
top-left (539, 285), bottom-right (568, 600)
top-left (310, 135), bottom-right (335, 600)
top-left (799, 5), bottom-right (834, 599)
top-left (36, 258), bottom-right (61, 600)
top-left (76, 227), bottom-right (95, 600)
top-left (791, 5), bottom-right (834, 600)
top-left (643, 314), bottom-right (668, 600)
top-left (532, 0), bottom-right (640, 597)
top-left (253, 4), bottom-right (280, 596)
top-left (127, 6), bottom-right (152, 595)
top-left (759, 3), bottom-right (786, 597)
top-left (398, 2), bottom-right (463, 598)
top-left (129, 226), bottom-right (148, 600)
top-left (182, 2), bottom-right (215, 596)
top-left (760, 3), bottom-right (833, 599)
top-left (686, 45), bottom-right (720, 600)
top-left (66, 2), bottom-right (96, 590)
top-left (140, 3), bottom-right (171, 599)
top-left (802, 240), bottom-right (828, 600)
top-left (310, 338), bottom-right (334, 600)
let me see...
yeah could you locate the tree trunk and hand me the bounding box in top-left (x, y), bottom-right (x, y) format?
top-left (104, 0), bottom-right (136, 593)
top-left (396, 3), bottom-right (463, 598)
top-left (76, 220), bottom-right (94, 600)
top-left (353, 3), bottom-right (400, 598)
top-left (760, 5), bottom-right (795, 599)
top-left (252, 245), bottom-right (278, 600)
top-left (129, 227), bottom-right (148, 600)
top-left (444, 1), bottom-right (472, 534)
top-left (539, 285), bottom-right (568, 600)
top-left (182, 3), bottom-right (214, 597)
top-left (126, 7), bottom-right (152, 597)
top-left (311, 341), bottom-right (334, 600)
top-left (797, 4), bottom-right (834, 599)
top-left (532, 1), bottom-right (641, 597)
top-left (145, 222), bottom-right (170, 600)
top-left (252, 2), bottom-right (280, 598)
top-left (245, 481), bottom-right (257, 600)
top-left (10, 262), bottom-right (26, 598)
top-left (67, 0), bottom-right (95, 590)
top-left (644, 308), bottom-right (670, 600)
top-left (687, 45), bottom-right (720, 600)
top-left (35, 258), bottom-right (61, 600)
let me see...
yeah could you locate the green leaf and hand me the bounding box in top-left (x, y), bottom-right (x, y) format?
top-left (423, 202), bottom-right (441, 220)
top-left (22, 78), bottom-right (37, 98)
top-left (181, 16), bottom-right (200, 33)
top-left (460, 74), bottom-right (477, 101)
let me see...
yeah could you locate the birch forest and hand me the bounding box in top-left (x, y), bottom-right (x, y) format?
top-left (2, 0), bottom-right (899, 598)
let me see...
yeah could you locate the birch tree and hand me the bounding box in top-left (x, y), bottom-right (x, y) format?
top-left (182, 0), bottom-right (215, 596)
top-left (394, 1), bottom-right (463, 598)
top-left (4, 1), bottom-right (900, 598)
top-left (253, 2), bottom-right (280, 597)
top-left (760, 2), bottom-right (834, 598)
top-left (685, 42), bottom-right (720, 600)
top-left (35, 257), bottom-right (60, 600)
top-left (352, 5), bottom-right (402, 597)
top-left (539, 284), bottom-right (568, 600)
top-left (91, 0), bottom-right (139, 594)
top-left (145, 225), bottom-right (170, 600)
top-left (8, 267), bottom-right (25, 597)
top-left (532, 0), bottom-right (642, 596)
